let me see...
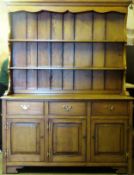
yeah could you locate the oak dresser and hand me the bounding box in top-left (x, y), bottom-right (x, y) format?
top-left (1, 0), bottom-right (133, 174)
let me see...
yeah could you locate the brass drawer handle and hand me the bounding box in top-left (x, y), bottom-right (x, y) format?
top-left (20, 104), bottom-right (30, 110)
top-left (62, 105), bottom-right (72, 112)
top-left (106, 105), bottom-right (115, 111)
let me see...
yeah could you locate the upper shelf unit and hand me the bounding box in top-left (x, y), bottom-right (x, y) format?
top-left (9, 10), bottom-right (127, 94)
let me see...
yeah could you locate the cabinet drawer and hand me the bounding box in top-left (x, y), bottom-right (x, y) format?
top-left (91, 101), bottom-right (128, 116)
top-left (7, 101), bottom-right (44, 115)
top-left (48, 102), bottom-right (86, 116)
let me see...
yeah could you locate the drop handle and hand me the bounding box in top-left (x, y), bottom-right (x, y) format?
top-left (20, 104), bottom-right (30, 110)
top-left (62, 105), bottom-right (72, 112)
top-left (105, 105), bottom-right (115, 111)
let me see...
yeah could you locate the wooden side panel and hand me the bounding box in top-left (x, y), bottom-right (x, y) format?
top-left (105, 71), bottom-right (122, 91)
top-left (11, 12), bottom-right (26, 38)
top-left (38, 12), bottom-right (51, 39)
top-left (93, 43), bottom-right (105, 67)
top-left (93, 13), bottom-right (105, 40)
top-left (75, 12), bottom-right (92, 40)
top-left (106, 13), bottom-right (125, 41)
top-left (92, 71), bottom-right (104, 90)
top-left (74, 70), bottom-right (92, 90)
top-left (75, 43), bottom-right (92, 67)
top-left (105, 43), bottom-right (124, 68)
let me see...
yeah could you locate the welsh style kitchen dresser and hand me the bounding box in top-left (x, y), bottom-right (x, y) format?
top-left (1, 0), bottom-right (134, 174)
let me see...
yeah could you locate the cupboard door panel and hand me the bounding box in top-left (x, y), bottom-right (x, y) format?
top-left (48, 118), bottom-right (86, 162)
top-left (7, 119), bottom-right (44, 162)
top-left (91, 119), bottom-right (128, 162)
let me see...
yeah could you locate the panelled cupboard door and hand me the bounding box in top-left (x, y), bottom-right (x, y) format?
top-left (6, 119), bottom-right (45, 162)
top-left (91, 119), bottom-right (128, 163)
top-left (48, 118), bottom-right (86, 162)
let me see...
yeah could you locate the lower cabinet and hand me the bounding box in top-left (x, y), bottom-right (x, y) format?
top-left (6, 117), bottom-right (128, 163)
top-left (3, 100), bottom-right (132, 174)
top-left (91, 119), bottom-right (128, 163)
top-left (6, 119), bottom-right (44, 162)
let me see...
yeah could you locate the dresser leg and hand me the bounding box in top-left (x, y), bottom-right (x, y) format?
top-left (115, 167), bottom-right (127, 174)
top-left (6, 166), bottom-right (23, 174)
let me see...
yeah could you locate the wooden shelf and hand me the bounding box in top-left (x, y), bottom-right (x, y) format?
top-left (9, 67), bottom-right (126, 70)
top-left (8, 39), bottom-right (126, 43)
top-left (1, 94), bottom-right (133, 100)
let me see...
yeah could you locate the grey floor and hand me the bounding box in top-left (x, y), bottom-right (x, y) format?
top-left (0, 153), bottom-right (126, 175)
